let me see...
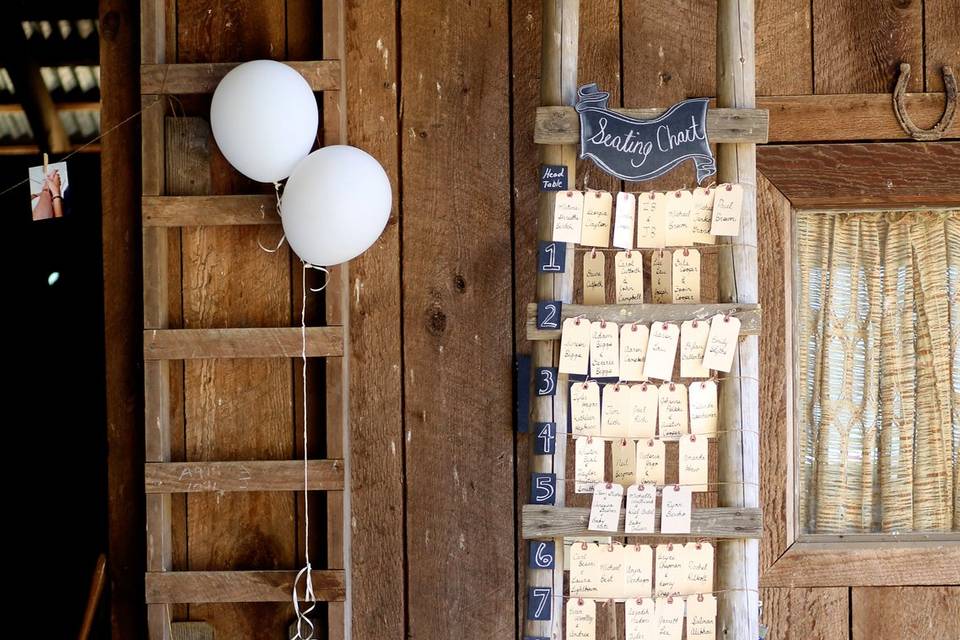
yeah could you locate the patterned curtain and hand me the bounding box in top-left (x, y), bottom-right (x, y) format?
top-left (797, 210), bottom-right (960, 533)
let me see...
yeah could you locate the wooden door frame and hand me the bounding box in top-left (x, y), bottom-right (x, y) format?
top-left (756, 141), bottom-right (960, 588)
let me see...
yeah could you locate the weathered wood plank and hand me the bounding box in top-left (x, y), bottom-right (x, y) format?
top-left (852, 587), bottom-right (960, 640)
top-left (142, 195), bottom-right (278, 226)
top-left (762, 93), bottom-right (960, 142)
top-left (143, 327), bottom-right (344, 360)
top-left (760, 587), bottom-right (848, 640)
top-left (757, 143), bottom-right (960, 207)
top-left (522, 505), bottom-right (762, 539)
top-left (924, 0), bottom-right (960, 93)
top-left (525, 302), bottom-right (762, 340)
top-left (145, 570), bottom-right (346, 603)
top-left (535, 106), bottom-right (769, 145)
top-left (762, 542), bottom-right (960, 587)
top-left (141, 60), bottom-right (341, 93)
top-left (756, 0), bottom-right (811, 95)
top-left (145, 460), bottom-right (344, 493)
top-left (171, 623), bottom-right (214, 640)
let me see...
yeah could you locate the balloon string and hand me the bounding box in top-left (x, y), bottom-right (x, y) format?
top-left (258, 181), bottom-right (287, 253)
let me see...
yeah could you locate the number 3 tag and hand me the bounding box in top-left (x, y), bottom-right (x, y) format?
top-left (535, 367), bottom-right (557, 396)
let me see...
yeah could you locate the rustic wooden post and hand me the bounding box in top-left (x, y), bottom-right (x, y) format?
top-left (716, 0), bottom-right (761, 638)
top-left (528, 1), bottom-right (578, 637)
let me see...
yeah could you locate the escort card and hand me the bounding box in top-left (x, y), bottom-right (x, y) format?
top-left (689, 380), bottom-right (718, 437)
top-left (657, 382), bottom-right (688, 440)
top-left (655, 596), bottom-right (684, 640)
top-left (651, 250), bottom-right (672, 303)
top-left (623, 544), bottom-right (653, 598)
top-left (571, 381), bottom-right (602, 436)
top-left (628, 383), bottom-right (658, 438)
top-left (710, 183), bottom-right (743, 236)
top-left (590, 320), bottom-right (619, 378)
top-left (679, 434), bottom-right (709, 492)
top-left (581, 191), bottom-right (613, 247)
top-left (596, 542), bottom-right (627, 598)
top-left (664, 190), bottom-right (694, 246)
top-left (583, 250), bottom-right (606, 305)
top-left (636, 438), bottom-right (666, 486)
top-left (613, 192), bottom-right (637, 250)
top-left (589, 483), bottom-right (624, 532)
top-left (602, 384), bottom-right (630, 438)
top-left (686, 594), bottom-right (717, 640)
top-left (625, 597), bottom-right (656, 640)
top-left (615, 251), bottom-right (644, 303)
top-left (691, 187), bottom-right (716, 245)
top-left (702, 313), bottom-right (741, 373)
top-left (619, 323), bottom-right (649, 382)
top-left (672, 248), bottom-right (701, 304)
top-left (661, 486), bottom-right (693, 534)
top-left (636, 192), bottom-right (666, 248)
top-left (642, 322), bottom-right (680, 381)
top-left (612, 437), bottom-right (637, 487)
top-left (683, 541), bottom-right (714, 597)
top-left (559, 317), bottom-right (591, 375)
top-left (566, 597), bottom-right (597, 640)
top-left (570, 542), bottom-right (600, 597)
top-left (553, 190), bottom-right (584, 243)
top-left (655, 544), bottom-right (687, 597)
top-left (625, 484), bottom-right (657, 534)
top-left (679, 319), bottom-right (710, 378)
top-left (575, 436), bottom-right (605, 493)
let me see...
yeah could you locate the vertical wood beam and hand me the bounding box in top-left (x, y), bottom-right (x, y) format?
top-left (716, 1), bottom-right (760, 638)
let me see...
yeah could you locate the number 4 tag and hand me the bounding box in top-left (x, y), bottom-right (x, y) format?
top-left (533, 422), bottom-right (556, 454)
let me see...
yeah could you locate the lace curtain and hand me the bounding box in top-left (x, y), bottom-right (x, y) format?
top-left (797, 210), bottom-right (960, 533)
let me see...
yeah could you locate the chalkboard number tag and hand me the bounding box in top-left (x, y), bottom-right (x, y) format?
top-left (533, 421), bottom-right (557, 454)
top-left (538, 241), bottom-right (566, 273)
top-left (531, 472), bottom-right (557, 505)
top-left (539, 164), bottom-right (568, 191)
top-left (535, 367), bottom-right (557, 396)
top-left (526, 586), bottom-right (552, 620)
top-left (536, 300), bottom-right (562, 330)
top-left (529, 540), bottom-right (556, 569)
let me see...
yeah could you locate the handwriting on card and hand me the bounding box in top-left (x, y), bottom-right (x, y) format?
top-left (581, 191), bottom-right (613, 247)
top-left (684, 542), bottom-right (714, 596)
top-left (664, 190), bottom-right (694, 246)
top-left (651, 250), bottom-right (672, 303)
top-left (566, 595), bottom-right (597, 640)
top-left (636, 438), bottom-right (665, 486)
top-left (625, 597), bottom-right (656, 640)
top-left (642, 322), bottom-right (680, 381)
top-left (680, 319), bottom-right (710, 378)
top-left (689, 380), bottom-right (718, 437)
top-left (623, 544), bottom-right (653, 598)
top-left (672, 249), bottom-right (701, 304)
top-left (612, 438), bottom-right (637, 487)
top-left (553, 190), bottom-right (583, 243)
top-left (655, 544), bottom-right (687, 597)
top-left (571, 381), bottom-right (601, 436)
top-left (570, 543), bottom-right (600, 597)
top-left (679, 434), bottom-right (709, 492)
top-left (625, 484), bottom-right (657, 534)
top-left (636, 192), bottom-right (666, 249)
top-left (661, 486), bottom-right (693, 534)
top-left (575, 436), bottom-right (605, 493)
top-left (589, 483), bottom-right (624, 532)
top-left (540, 164), bottom-right (568, 191)
top-left (615, 251), bottom-right (644, 304)
top-left (590, 321), bottom-right (619, 378)
top-left (628, 383), bottom-right (658, 438)
top-left (583, 251), bottom-right (606, 305)
top-left (595, 542), bottom-right (627, 598)
top-left (710, 183), bottom-right (743, 236)
top-left (691, 187), bottom-right (715, 245)
top-left (559, 317), bottom-right (591, 375)
top-left (655, 596), bottom-right (685, 640)
top-left (702, 313), bottom-right (741, 372)
top-left (613, 192), bottom-right (636, 250)
top-left (619, 323), bottom-right (648, 382)
top-left (602, 384), bottom-right (629, 437)
top-left (686, 594), bottom-right (717, 640)
top-left (658, 383), bottom-right (688, 440)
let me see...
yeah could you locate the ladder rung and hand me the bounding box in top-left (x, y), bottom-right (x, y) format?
top-left (145, 570), bottom-right (345, 604)
top-left (141, 60), bottom-right (341, 94)
top-left (145, 460), bottom-right (343, 493)
top-left (143, 195), bottom-right (278, 227)
top-left (522, 505), bottom-right (763, 539)
top-left (526, 302), bottom-right (761, 340)
top-left (144, 327), bottom-right (344, 360)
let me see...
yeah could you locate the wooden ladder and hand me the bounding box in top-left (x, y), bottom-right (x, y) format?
top-left (523, 1), bottom-right (763, 638)
top-left (140, 2), bottom-right (349, 638)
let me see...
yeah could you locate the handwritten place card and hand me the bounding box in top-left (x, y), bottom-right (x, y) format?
top-left (637, 438), bottom-right (666, 486)
top-left (619, 323), bottom-right (649, 382)
top-left (691, 186), bottom-right (716, 245)
top-left (702, 313), bottom-right (741, 373)
top-left (661, 486), bottom-right (693, 534)
top-left (710, 183), bottom-right (743, 236)
top-left (570, 543), bottom-right (600, 597)
top-left (655, 596), bottom-right (685, 640)
top-left (625, 484), bottom-right (657, 533)
top-left (636, 192), bottom-right (666, 249)
top-left (689, 380), bottom-right (718, 437)
top-left (654, 544), bottom-right (687, 597)
top-left (651, 250), bottom-right (672, 303)
top-left (559, 317), bottom-right (591, 375)
top-left (679, 434), bottom-right (709, 492)
top-left (664, 190), bottom-right (694, 246)
top-left (596, 542), bottom-right (627, 598)
top-left (628, 383), bottom-right (658, 438)
top-left (583, 250), bottom-right (606, 305)
top-left (589, 483), bottom-right (624, 532)
top-left (686, 594), bottom-right (717, 640)
top-left (613, 192), bottom-right (637, 250)
top-left (642, 322), bottom-right (680, 381)
top-left (553, 190), bottom-right (584, 243)
top-left (680, 319), bottom-right (710, 378)
top-left (625, 597), bottom-right (656, 640)
top-left (658, 382), bottom-right (688, 440)
top-left (623, 544), bottom-right (653, 598)
top-left (684, 541), bottom-right (714, 597)
top-left (571, 381), bottom-right (602, 436)
top-left (612, 437), bottom-right (637, 486)
top-left (602, 384), bottom-right (629, 437)
top-left (590, 321), bottom-right (619, 378)
top-left (672, 249), bottom-right (701, 304)
top-left (581, 191), bottom-right (613, 247)
top-left (575, 436), bottom-right (605, 493)
top-left (566, 596), bottom-right (597, 640)
top-left (615, 251), bottom-right (644, 303)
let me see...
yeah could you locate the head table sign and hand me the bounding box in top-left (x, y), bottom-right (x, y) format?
top-left (575, 83), bottom-right (716, 184)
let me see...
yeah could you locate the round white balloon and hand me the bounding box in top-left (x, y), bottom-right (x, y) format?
top-left (210, 60), bottom-right (318, 183)
top-left (281, 146), bottom-right (392, 266)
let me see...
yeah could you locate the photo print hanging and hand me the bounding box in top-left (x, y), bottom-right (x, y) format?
top-left (29, 160), bottom-right (70, 221)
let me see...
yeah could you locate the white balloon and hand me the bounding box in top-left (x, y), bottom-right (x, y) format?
top-left (210, 60), bottom-right (318, 183)
top-left (281, 146), bottom-right (392, 266)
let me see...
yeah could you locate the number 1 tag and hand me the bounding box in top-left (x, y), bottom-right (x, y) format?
top-left (538, 241), bottom-right (566, 273)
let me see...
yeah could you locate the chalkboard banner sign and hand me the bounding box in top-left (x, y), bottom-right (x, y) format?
top-left (575, 83), bottom-right (716, 184)
top-left (539, 164), bottom-right (568, 191)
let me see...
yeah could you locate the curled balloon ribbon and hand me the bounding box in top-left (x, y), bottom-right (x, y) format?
top-left (258, 180), bottom-right (287, 253)
top-left (290, 562), bottom-right (317, 640)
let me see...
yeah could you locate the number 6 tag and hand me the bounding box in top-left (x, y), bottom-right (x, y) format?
top-left (529, 540), bottom-right (555, 569)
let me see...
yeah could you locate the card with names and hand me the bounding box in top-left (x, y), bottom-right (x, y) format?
top-left (581, 191), bottom-right (613, 247)
top-left (691, 186), bottom-right (716, 245)
top-left (566, 597), bottom-right (597, 640)
top-left (559, 317), bottom-right (591, 375)
top-left (623, 544), bottom-right (653, 598)
top-left (651, 250), bottom-right (673, 303)
top-left (601, 383), bottom-right (630, 437)
top-left (679, 434), bottom-right (709, 492)
top-left (636, 438), bottom-right (666, 486)
top-left (589, 482), bottom-right (624, 532)
top-left (655, 596), bottom-right (685, 640)
top-left (654, 544), bottom-right (687, 597)
top-left (615, 251), bottom-right (644, 304)
top-left (619, 323), bottom-right (649, 382)
top-left (686, 594), bottom-right (717, 640)
top-left (710, 183), bottom-right (743, 236)
top-left (664, 190), bottom-right (694, 246)
top-left (702, 313), bottom-right (741, 373)
top-left (612, 437), bottom-right (637, 487)
top-left (672, 248), bottom-right (701, 304)
top-left (590, 320), bottom-right (619, 379)
top-left (595, 541), bottom-right (627, 599)
top-left (575, 436), bottom-right (605, 493)
top-left (583, 250), bottom-right (606, 305)
top-left (661, 486), bottom-right (693, 534)
top-left (625, 483), bottom-right (657, 533)
top-left (553, 190), bottom-right (584, 243)
top-left (689, 379), bottom-right (718, 437)
top-left (680, 319), bottom-right (711, 378)
top-left (571, 381), bottom-right (602, 436)
top-left (625, 597), bottom-right (656, 640)
top-left (570, 542), bottom-right (601, 597)
top-left (627, 383), bottom-right (658, 438)
top-left (636, 192), bottom-right (667, 249)
top-left (613, 192), bottom-right (637, 250)
top-left (642, 322), bottom-right (680, 381)
top-left (683, 541), bottom-right (714, 597)
top-left (657, 382), bottom-right (688, 440)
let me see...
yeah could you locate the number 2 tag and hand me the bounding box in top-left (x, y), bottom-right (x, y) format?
top-left (536, 300), bottom-right (562, 330)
